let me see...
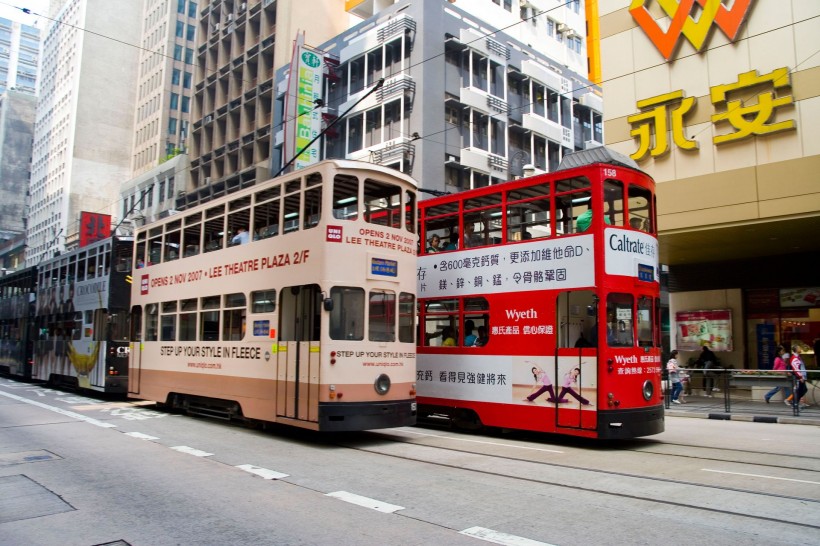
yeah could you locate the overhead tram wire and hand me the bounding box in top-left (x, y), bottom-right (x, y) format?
top-left (11, 1), bottom-right (819, 228)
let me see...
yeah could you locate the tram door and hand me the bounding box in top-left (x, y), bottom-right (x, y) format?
top-left (128, 306), bottom-right (143, 394)
top-left (555, 290), bottom-right (598, 432)
top-left (276, 284), bottom-right (321, 423)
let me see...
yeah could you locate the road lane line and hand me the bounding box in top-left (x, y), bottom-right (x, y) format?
top-left (125, 432), bottom-right (159, 440)
top-left (0, 390), bottom-right (117, 428)
top-left (460, 526), bottom-right (556, 545)
top-left (236, 464), bottom-right (289, 480)
top-left (170, 446), bottom-right (213, 457)
top-left (325, 491), bottom-right (404, 513)
top-left (703, 468), bottom-right (820, 485)
top-left (399, 429), bottom-right (563, 454)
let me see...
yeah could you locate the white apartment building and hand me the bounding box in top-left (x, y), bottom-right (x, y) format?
top-left (26, 0), bottom-right (141, 265)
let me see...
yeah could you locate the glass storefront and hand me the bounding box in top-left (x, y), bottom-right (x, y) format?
top-left (745, 288), bottom-right (819, 370)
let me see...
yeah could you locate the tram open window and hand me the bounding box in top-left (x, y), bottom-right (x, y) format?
top-left (423, 298), bottom-right (459, 347)
top-left (161, 301), bottom-right (177, 341)
top-left (464, 297), bottom-right (489, 347)
top-left (404, 190), bottom-right (416, 233)
top-left (222, 293), bottom-right (246, 341)
top-left (637, 295), bottom-right (654, 348)
top-left (114, 243), bottom-right (132, 273)
top-left (183, 213), bottom-right (201, 257)
top-left (506, 183), bottom-right (551, 241)
top-left (283, 193), bottom-right (300, 234)
top-left (178, 299), bottom-right (197, 341)
top-left (364, 178), bottom-right (402, 228)
top-left (199, 296), bottom-right (220, 341)
top-left (107, 310), bottom-right (129, 341)
top-left (333, 174), bottom-right (359, 221)
top-left (606, 293), bottom-right (634, 347)
top-left (203, 205), bottom-right (225, 252)
top-left (253, 185), bottom-right (281, 239)
top-left (423, 201), bottom-right (459, 253)
top-left (164, 224), bottom-right (181, 261)
top-left (628, 184), bottom-right (653, 233)
top-left (227, 196), bottom-right (251, 245)
top-left (304, 186), bottom-right (322, 230)
top-left (369, 290), bottom-right (396, 342)
top-left (278, 284), bottom-right (321, 342)
top-left (603, 179), bottom-right (624, 228)
top-left (145, 304), bottom-right (158, 341)
top-left (329, 286), bottom-right (364, 341)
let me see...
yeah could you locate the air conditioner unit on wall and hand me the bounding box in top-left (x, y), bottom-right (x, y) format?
top-left (556, 23), bottom-right (569, 34)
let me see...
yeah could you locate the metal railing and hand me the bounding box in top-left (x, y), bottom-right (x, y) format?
top-left (663, 369), bottom-right (817, 416)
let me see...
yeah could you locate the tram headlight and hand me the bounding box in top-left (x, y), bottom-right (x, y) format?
top-left (374, 374), bottom-right (391, 395)
top-left (642, 380), bottom-right (654, 401)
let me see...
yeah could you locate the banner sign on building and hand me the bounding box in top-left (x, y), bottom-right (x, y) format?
top-left (79, 212), bottom-right (111, 248)
top-left (675, 309), bottom-right (733, 351)
top-left (282, 32), bottom-right (325, 172)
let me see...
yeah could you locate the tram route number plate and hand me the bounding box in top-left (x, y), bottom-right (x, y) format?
top-left (638, 263), bottom-right (654, 282)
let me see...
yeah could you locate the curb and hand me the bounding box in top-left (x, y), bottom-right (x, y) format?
top-left (665, 409), bottom-right (820, 426)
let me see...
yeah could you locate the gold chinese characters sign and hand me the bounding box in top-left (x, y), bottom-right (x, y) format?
top-left (627, 68), bottom-right (795, 161)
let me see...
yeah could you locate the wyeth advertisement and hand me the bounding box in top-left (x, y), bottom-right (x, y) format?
top-left (675, 309), bottom-right (733, 351)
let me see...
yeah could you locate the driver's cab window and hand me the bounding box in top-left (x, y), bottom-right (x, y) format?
top-left (606, 293), bottom-right (634, 347)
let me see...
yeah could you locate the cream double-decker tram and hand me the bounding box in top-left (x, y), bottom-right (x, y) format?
top-left (129, 160), bottom-right (418, 431)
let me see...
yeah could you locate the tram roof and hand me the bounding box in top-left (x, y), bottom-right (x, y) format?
top-left (556, 146), bottom-right (643, 173)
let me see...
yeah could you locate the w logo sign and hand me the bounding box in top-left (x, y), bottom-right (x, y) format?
top-left (630, 0), bottom-right (754, 60)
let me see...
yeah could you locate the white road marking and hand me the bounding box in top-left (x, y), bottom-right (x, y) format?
top-left (0, 390), bottom-right (117, 428)
top-left (236, 464), bottom-right (289, 480)
top-left (125, 432), bottom-right (159, 440)
top-left (399, 429), bottom-right (564, 454)
top-left (170, 446), bottom-right (213, 457)
top-left (460, 526), bottom-right (556, 546)
top-left (702, 468), bottom-right (820, 485)
top-left (325, 491), bottom-right (404, 513)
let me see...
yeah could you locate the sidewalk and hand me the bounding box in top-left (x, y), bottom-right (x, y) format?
top-left (665, 392), bottom-right (820, 426)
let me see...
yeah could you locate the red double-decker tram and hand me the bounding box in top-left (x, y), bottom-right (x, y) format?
top-left (416, 148), bottom-right (663, 439)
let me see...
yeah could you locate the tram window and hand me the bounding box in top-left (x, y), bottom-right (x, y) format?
top-left (556, 291), bottom-right (596, 348)
top-left (183, 222), bottom-right (201, 257)
top-left (251, 290), bottom-right (276, 313)
top-left (223, 293), bottom-right (246, 341)
top-left (145, 304), bottom-right (158, 341)
top-left (606, 293), bottom-right (634, 347)
top-left (333, 174), bottom-right (359, 221)
top-left (200, 296), bottom-right (220, 341)
top-left (507, 184), bottom-right (551, 241)
top-left (364, 178), bottom-right (401, 228)
top-left (165, 229), bottom-right (181, 261)
top-left (203, 208), bottom-right (225, 253)
top-left (109, 311), bottom-right (129, 341)
top-left (555, 190), bottom-right (592, 235)
top-left (405, 190), bottom-right (416, 233)
top-left (283, 194), bottom-right (300, 234)
top-left (161, 301), bottom-right (177, 341)
top-left (329, 287), bottom-right (364, 341)
top-left (604, 179), bottom-right (624, 228)
top-left (304, 186), bottom-right (322, 229)
top-left (423, 298), bottom-right (459, 347)
top-left (637, 297), bottom-right (654, 347)
top-left (398, 292), bottom-right (415, 343)
top-left (253, 198), bottom-right (280, 240)
top-left (179, 298), bottom-right (197, 341)
top-left (92, 309), bottom-right (106, 341)
top-left (628, 185), bottom-right (652, 233)
top-left (72, 312), bottom-right (82, 340)
top-left (369, 290), bottom-right (396, 342)
top-left (148, 236), bottom-right (162, 265)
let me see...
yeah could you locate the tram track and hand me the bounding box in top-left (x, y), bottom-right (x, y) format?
top-left (333, 427), bottom-right (820, 532)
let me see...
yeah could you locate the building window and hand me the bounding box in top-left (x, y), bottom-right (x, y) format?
top-left (183, 72), bottom-right (192, 89)
top-left (173, 44), bottom-right (183, 61)
top-left (170, 92), bottom-right (179, 110)
top-left (184, 48), bottom-right (193, 64)
top-left (177, 0), bottom-right (185, 13)
top-left (188, 1), bottom-right (197, 18)
top-left (175, 21), bottom-right (184, 38)
top-left (168, 117), bottom-right (177, 136)
top-left (186, 24), bottom-right (195, 41)
top-left (181, 96), bottom-right (190, 113)
top-left (171, 68), bottom-right (180, 85)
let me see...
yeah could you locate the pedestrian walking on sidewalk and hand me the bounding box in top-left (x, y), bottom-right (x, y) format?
top-left (667, 350), bottom-right (684, 404)
top-left (765, 345), bottom-right (791, 403)
top-left (697, 345), bottom-right (719, 396)
top-left (785, 345), bottom-right (809, 409)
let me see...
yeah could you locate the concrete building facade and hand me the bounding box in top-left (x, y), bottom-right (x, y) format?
top-left (0, 16), bottom-right (40, 96)
top-left (270, 0), bottom-right (602, 197)
top-left (25, 0), bottom-right (142, 265)
top-left (599, 1), bottom-right (820, 369)
top-left (0, 90), bottom-right (37, 237)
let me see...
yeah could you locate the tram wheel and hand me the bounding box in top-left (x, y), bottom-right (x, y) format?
top-left (452, 409), bottom-right (483, 431)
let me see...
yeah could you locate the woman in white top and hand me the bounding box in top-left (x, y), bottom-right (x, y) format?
top-left (667, 350), bottom-right (684, 404)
